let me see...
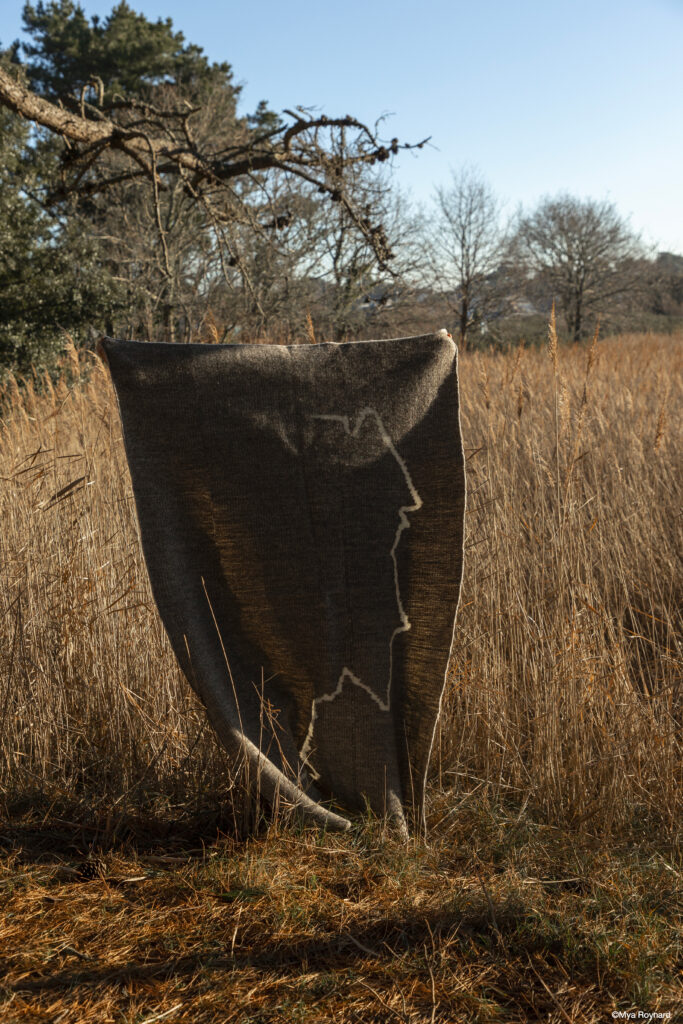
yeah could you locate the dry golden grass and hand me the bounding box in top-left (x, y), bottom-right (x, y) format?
top-left (440, 325), bottom-right (682, 833)
top-left (0, 328), bottom-right (681, 1021)
top-left (1, 812), bottom-right (681, 1022)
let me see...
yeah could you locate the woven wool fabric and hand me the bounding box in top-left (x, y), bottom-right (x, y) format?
top-left (100, 331), bottom-right (466, 833)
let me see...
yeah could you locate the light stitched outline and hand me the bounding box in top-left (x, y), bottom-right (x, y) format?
top-left (299, 407), bottom-right (422, 771)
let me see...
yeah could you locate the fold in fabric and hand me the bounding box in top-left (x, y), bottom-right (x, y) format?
top-left (100, 330), bottom-right (466, 833)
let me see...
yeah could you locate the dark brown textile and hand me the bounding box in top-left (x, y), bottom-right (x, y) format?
top-left (100, 331), bottom-right (466, 832)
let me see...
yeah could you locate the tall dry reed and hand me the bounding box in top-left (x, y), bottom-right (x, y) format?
top-left (0, 331), bottom-right (680, 836)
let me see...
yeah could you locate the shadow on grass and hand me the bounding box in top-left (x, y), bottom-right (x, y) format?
top-left (2, 899), bottom-right (550, 997)
top-left (0, 802), bottom-right (256, 862)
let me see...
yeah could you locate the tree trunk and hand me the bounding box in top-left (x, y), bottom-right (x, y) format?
top-left (571, 295), bottom-right (583, 343)
top-left (163, 302), bottom-right (176, 344)
top-left (459, 298), bottom-right (469, 351)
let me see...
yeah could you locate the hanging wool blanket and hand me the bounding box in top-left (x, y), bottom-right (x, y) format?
top-left (99, 330), bottom-right (466, 833)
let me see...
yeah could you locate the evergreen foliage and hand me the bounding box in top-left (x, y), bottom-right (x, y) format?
top-left (21, 0), bottom-right (237, 102)
top-left (0, 2), bottom-right (246, 371)
top-left (0, 64), bottom-right (119, 372)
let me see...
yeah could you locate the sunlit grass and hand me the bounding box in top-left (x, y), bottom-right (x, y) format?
top-left (0, 328), bottom-right (680, 1021)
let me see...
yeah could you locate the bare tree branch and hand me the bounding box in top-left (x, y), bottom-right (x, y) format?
top-left (0, 65), bottom-right (427, 269)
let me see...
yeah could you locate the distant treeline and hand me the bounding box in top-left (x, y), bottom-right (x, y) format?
top-left (1, 1), bottom-right (681, 372)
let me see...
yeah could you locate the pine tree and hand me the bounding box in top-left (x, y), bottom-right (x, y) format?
top-left (0, 64), bottom-right (118, 372)
top-left (21, 0), bottom-right (237, 104)
top-left (11, 2), bottom-right (246, 351)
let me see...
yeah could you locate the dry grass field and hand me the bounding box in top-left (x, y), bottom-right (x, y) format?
top-left (0, 327), bottom-right (681, 1022)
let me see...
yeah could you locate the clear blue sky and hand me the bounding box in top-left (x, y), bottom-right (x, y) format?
top-left (2, 0), bottom-right (682, 253)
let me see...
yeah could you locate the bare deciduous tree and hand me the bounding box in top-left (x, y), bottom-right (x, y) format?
top-left (513, 194), bottom-right (646, 342)
top-left (426, 167), bottom-right (510, 348)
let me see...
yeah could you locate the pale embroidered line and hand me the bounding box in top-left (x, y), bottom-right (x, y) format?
top-left (299, 408), bottom-right (422, 771)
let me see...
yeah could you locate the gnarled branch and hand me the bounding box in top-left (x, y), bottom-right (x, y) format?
top-left (0, 65), bottom-right (428, 268)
